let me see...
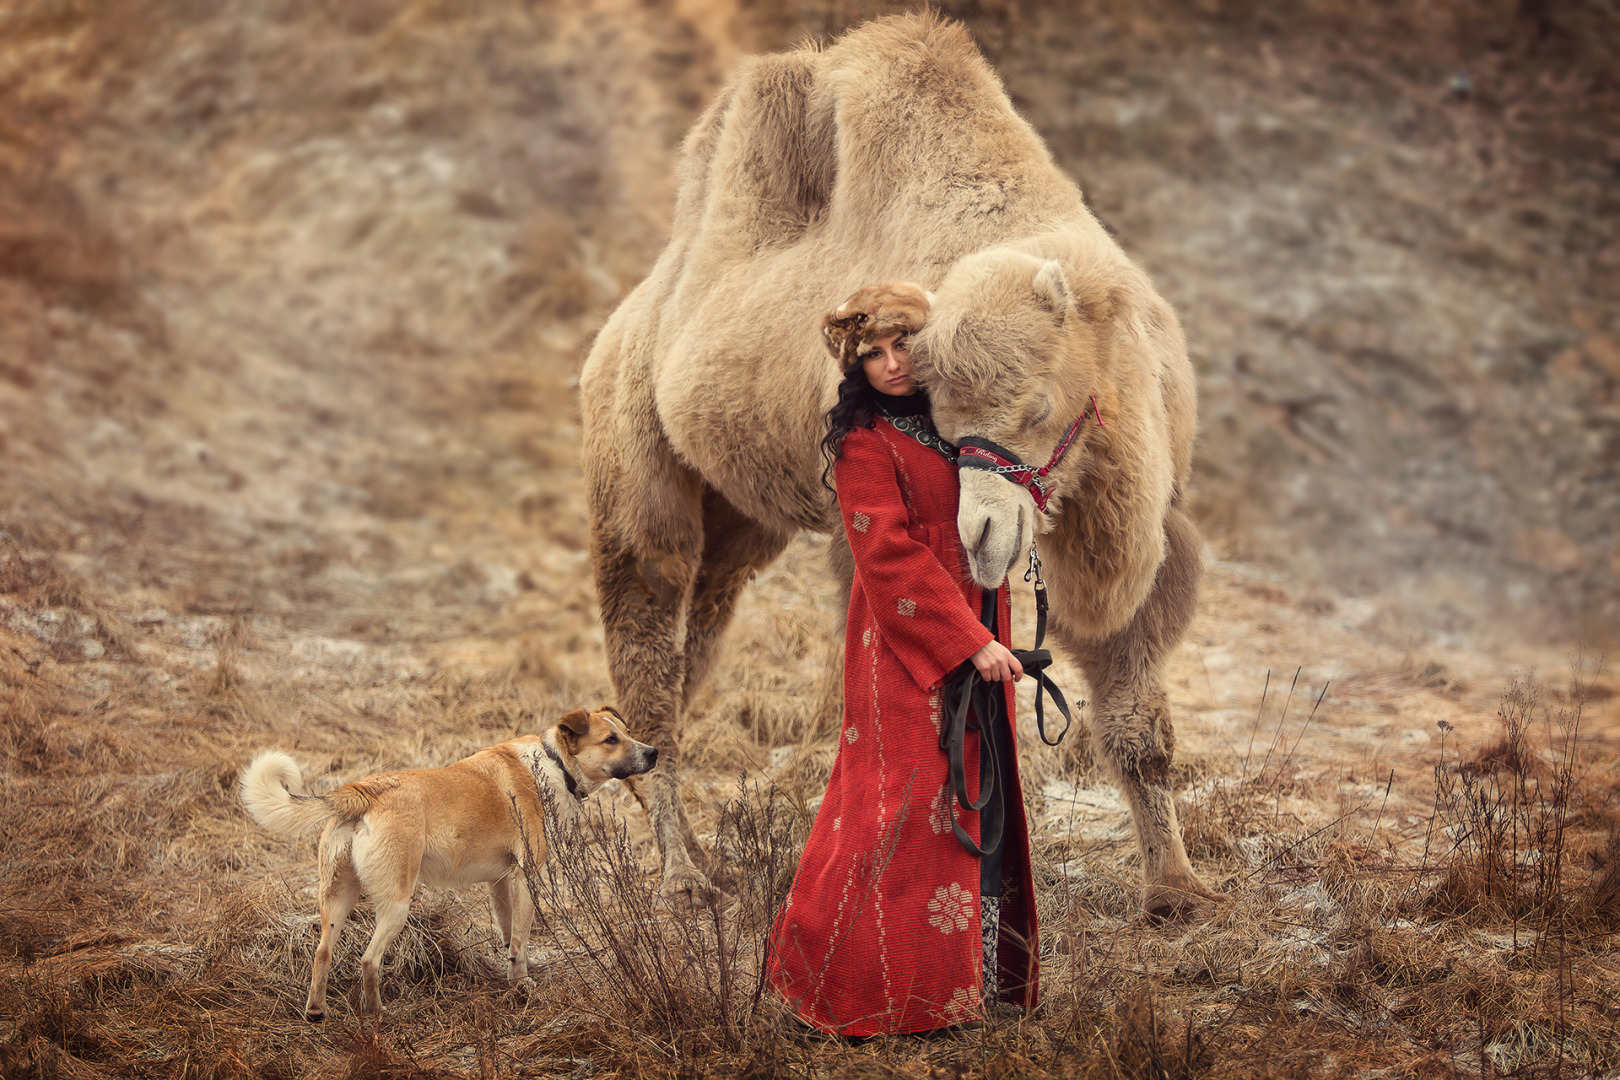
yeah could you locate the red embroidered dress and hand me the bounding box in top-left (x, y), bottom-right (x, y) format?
top-left (768, 414), bottom-right (1039, 1036)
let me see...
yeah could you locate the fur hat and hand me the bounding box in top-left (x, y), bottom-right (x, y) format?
top-left (821, 281), bottom-right (935, 368)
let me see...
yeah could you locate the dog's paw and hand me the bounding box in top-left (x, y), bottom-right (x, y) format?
top-left (501, 975), bottom-right (538, 1006)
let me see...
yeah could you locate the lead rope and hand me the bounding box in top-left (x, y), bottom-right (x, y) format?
top-left (1019, 541), bottom-right (1074, 748)
top-left (939, 541), bottom-right (1075, 859)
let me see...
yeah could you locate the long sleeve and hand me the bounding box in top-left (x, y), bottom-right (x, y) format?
top-left (835, 428), bottom-right (993, 691)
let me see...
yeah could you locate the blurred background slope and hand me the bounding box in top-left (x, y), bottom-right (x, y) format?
top-left (1, 0), bottom-right (1614, 669)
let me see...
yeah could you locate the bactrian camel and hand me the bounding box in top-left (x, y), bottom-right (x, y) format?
top-left (579, 13), bottom-right (1220, 919)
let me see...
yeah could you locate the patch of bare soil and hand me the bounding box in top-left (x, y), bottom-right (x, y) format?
top-left (1, 1), bottom-right (1617, 1077)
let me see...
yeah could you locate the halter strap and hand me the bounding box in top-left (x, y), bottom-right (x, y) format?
top-left (955, 395), bottom-right (1104, 513)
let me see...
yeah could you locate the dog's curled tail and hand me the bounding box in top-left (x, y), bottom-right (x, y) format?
top-left (240, 750), bottom-right (333, 835)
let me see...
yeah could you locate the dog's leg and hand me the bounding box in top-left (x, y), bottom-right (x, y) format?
top-left (352, 834), bottom-right (422, 1014)
top-left (489, 875), bottom-right (515, 954)
top-left (504, 874), bottom-right (534, 982)
top-left (307, 838), bottom-right (361, 1023)
top-left (357, 894), bottom-right (411, 1015)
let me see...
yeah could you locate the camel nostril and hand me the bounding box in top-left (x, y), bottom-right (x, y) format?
top-left (976, 516), bottom-right (992, 554)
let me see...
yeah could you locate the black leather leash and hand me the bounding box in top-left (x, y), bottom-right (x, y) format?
top-left (938, 544), bottom-right (1074, 858)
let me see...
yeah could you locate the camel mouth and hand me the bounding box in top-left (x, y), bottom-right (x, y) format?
top-left (958, 474), bottom-right (1033, 589)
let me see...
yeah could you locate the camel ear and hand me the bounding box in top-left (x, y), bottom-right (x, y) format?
top-left (1032, 260), bottom-right (1070, 322)
top-left (556, 709), bottom-right (592, 741)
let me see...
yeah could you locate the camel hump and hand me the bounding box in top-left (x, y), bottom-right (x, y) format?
top-left (670, 11), bottom-right (996, 257)
top-left (828, 10), bottom-right (983, 71)
top-left (674, 49), bottom-right (834, 252)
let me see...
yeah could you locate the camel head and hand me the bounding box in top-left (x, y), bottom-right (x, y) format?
top-left (914, 246), bottom-right (1115, 588)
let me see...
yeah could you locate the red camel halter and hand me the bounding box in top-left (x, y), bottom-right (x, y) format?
top-left (940, 396), bottom-right (1103, 857)
top-left (954, 393), bottom-right (1105, 513)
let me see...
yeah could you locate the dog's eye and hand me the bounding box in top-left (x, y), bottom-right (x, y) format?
top-left (605, 735), bottom-right (620, 745)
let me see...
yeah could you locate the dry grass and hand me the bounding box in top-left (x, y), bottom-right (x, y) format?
top-left (2, 0), bottom-right (1618, 1076)
top-left (4, 650), bottom-right (1616, 1077)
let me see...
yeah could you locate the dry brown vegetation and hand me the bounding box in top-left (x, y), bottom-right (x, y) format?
top-left (2, 0), bottom-right (1619, 1076)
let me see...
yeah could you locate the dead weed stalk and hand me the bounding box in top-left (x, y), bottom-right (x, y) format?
top-left (515, 776), bottom-right (808, 1066)
top-left (1425, 670), bottom-right (1590, 936)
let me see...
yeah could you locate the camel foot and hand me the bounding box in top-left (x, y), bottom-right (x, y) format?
top-left (305, 1010), bottom-right (324, 1023)
top-left (658, 863), bottom-right (720, 909)
top-left (1142, 877), bottom-right (1226, 923)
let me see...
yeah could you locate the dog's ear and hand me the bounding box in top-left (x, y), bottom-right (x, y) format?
top-left (556, 709), bottom-right (593, 743)
top-left (598, 704), bottom-right (624, 722)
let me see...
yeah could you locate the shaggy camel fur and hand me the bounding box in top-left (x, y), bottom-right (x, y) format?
top-left (580, 13), bottom-right (1219, 919)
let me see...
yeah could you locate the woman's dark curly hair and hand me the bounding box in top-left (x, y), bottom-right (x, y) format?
top-left (820, 362), bottom-right (879, 494)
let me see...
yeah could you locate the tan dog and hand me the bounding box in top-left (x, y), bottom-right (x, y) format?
top-left (240, 706), bottom-right (656, 1020)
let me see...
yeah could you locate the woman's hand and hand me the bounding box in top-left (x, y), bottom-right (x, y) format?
top-left (970, 640), bottom-right (1023, 682)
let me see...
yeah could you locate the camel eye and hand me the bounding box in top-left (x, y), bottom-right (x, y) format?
top-left (1029, 397), bottom-right (1053, 426)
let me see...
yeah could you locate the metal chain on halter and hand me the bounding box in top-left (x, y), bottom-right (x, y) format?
top-left (974, 462), bottom-right (1037, 477)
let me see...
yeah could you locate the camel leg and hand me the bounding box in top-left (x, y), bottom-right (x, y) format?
top-left (1059, 506), bottom-right (1221, 921)
top-left (594, 529), bottom-right (705, 900)
top-left (681, 489), bottom-right (794, 704)
top-left (669, 490), bottom-right (793, 869)
top-left (590, 478), bottom-right (715, 904)
top-left (584, 362), bottom-right (723, 902)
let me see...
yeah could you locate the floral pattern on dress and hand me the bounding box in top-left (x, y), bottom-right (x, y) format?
top-left (927, 882), bottom-right (973, 935)
top-left (940, 984), bottom-right (981, 1026)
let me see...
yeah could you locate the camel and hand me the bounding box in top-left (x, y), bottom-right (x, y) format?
top-left (579, 13), bottom-right (1220, 919)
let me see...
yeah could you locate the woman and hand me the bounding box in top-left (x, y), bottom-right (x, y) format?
top-left (768, 282), bottom-right (1039, 1037)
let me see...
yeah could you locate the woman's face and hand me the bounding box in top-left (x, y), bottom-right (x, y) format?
top-left (860, 333), bottom-right (916, 396)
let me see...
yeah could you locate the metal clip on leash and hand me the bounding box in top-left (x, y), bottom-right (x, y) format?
top-left (1016, 540), bottom-right (1072, 747)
